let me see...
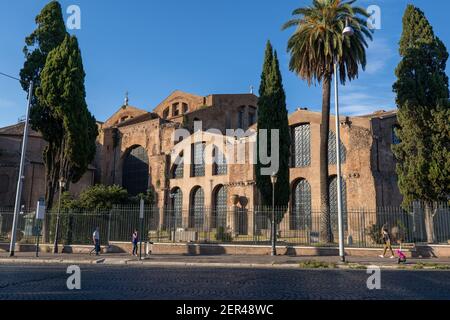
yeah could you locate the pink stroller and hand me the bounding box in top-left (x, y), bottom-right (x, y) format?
top-left (396, 244), bottom-right (407, 264)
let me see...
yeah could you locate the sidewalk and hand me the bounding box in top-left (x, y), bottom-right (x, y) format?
top-left (1, 252), bottom-right (450, 270)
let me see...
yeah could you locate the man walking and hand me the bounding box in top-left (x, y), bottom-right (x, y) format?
top-left (91, 227), bottom-right (100, 256)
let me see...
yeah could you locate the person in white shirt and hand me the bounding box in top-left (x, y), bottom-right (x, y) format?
top-left (91, 227), bottom-right (100, 256)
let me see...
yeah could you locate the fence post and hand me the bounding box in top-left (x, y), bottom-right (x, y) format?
top-left (107, 209), bottom-right (112, 247)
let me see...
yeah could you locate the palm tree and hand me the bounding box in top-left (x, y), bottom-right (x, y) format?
top-left (282, 0), bottom-right (372, 243)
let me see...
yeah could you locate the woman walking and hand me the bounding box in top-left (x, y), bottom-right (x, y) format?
top-left (379, 225), bottom-right (395, 259)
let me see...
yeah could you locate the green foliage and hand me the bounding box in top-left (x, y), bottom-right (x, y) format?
top-left (392, 5), bottom-right (450, 207)
top-left (282, 0), bottom-right (373, 85)
top-left (215, 226), bottom-right (233, 242)
top-left (37, 35), bottom-right (98, 185)
top-left (20, 1), bottom-right (68, 209)
top-left (20, 1), bottom-right (98, 209)
top-left (256, 41), bottom-right (291, 208)
top-left (75, 185), bottom-right (129, 210)
top-left (366, 224), bottom-right (383, 245)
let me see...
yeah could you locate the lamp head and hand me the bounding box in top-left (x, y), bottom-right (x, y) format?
top-left (270, 173), bottom-right (278, 184)
top-left (343, 25), bottom-right (355, 37)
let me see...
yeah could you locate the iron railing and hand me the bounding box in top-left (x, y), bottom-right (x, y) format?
top-left (0, 203), bottom-right (449, 247)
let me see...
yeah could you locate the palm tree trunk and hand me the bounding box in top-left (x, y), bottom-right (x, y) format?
top-left (319, 75), bottom-right (333, 243)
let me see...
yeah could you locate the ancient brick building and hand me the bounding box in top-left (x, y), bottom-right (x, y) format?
top-left (0, 90), bottom-right (403, 234)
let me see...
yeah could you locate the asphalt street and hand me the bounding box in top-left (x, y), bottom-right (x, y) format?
top-left (0, 264), bottom-right (449, 300)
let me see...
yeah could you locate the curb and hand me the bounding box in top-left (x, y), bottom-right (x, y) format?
top-left (1, 257), bottom-right (449, 270)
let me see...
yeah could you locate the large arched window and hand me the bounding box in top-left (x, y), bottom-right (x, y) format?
top-left (291, 179), bottom-right (312, 230)
top-left (328, 131), bottom-right (346, 165)
top-left (213, 185), bottom-right (228, 228)
top-left (122, 146), bottom-right (149, 196)
top-left (212, 146), bottom-right (227, 176)
top-left (190, 187), bottom-right (204, 228)
top-left (329, 176), bottom-right (348, 235)
top-left (171, 188), bottom-right (183, 228)
top-left (293, 124), bottom-right (311, 167)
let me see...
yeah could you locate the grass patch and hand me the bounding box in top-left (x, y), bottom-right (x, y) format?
top-left (298, 260), bottom-right (337, 269)
top-left (412, 262), bottom-right (450, 270)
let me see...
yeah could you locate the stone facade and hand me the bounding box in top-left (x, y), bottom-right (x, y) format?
top-left (0, 91), bottom-right (403, 230)
top-left (0, 123), bottom-right (95, 209)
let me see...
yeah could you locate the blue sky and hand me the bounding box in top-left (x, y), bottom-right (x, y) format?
top-left (0, 0), bottom-right (449, 128)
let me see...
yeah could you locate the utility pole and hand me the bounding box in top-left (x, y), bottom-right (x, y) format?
top-left (9, 81), bottom-right (33, 257)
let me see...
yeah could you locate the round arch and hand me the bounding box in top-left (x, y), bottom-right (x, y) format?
top-left (122, 145), bottom-right (149, 196)
top-left (189, 186), bottom-right (204, 229)
top-left (291, 178), bottom-right (312, 230)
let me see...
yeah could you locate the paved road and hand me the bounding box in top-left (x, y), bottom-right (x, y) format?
top-left (0, 264), bottom-right (449, 300)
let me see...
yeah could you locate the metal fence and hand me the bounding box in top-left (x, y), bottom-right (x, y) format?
top-left (0, 204), bottom-right (449, 248)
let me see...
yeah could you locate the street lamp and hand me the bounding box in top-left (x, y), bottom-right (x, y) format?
top-left (270, 173), bottom-right (278, 256)
top-left (7, 79), bottom-right (33, 257)
top-left (53, 177), bottom-right (66, 254)
top-left (169, 192), bottom-right (176, 243)
top-left (334, 20), bottom-right (355, 263)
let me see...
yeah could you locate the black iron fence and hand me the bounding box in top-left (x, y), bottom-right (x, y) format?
top-left (0, 203), bottom-right (449, 247)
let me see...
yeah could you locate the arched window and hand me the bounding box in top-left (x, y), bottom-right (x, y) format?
top-left (122, 146), bottom-right (149, 196)
top-left (291, 179), bottom-right (312, 230)
top-left (171, 154), bottom-right (184, 179)
top-left (213, 185), bottom-right (228, 228)
top-left (329, 176), bottom-right (348, 235)
top-left (171, 188), bottom-right (183, 228)
top-left (293, 124), bottom-right (311, 167)
top-left (190, 187), bottom-right (204, 228)
top-left (212, 146), bottom-right (227, 176)
top-left (328, 131), bottom-right (346, 165)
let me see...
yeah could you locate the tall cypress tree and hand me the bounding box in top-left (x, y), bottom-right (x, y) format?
top-left (393, 5), bottom-right (450, 243)
top-left (37, 35), bottom-right (98, 191)
top-left (256, 41), bottom-right (291, 213)
top-left (20, 1), bottom-right (68, 210)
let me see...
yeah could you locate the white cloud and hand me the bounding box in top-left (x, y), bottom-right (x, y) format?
top-left (365, 38), bottom-right (396, 75)
top-left (338, 87), bottom-right (395, 116)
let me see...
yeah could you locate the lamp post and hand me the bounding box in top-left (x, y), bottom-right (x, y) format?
top-left (8, 80), bottom-right (33, 257)
top-left (53, 177), bottom-right (66, 254)
top-left (270, 173), bottom-right (278, 256)
top-left (334, 20), bottom-right (354, 263)
top-left (169, 192), bottom-right (176, 243)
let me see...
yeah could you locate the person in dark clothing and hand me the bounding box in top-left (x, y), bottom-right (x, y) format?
top-left (132, 229), bottom-right (139, 256)
top-left (379, 225), bottom-right (395, 259)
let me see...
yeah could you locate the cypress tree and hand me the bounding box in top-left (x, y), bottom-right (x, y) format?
top-left (20, 1), bottom-right (68, 210)
top-left (393, 5), bottom-right (450, 243)
top-left (256, 41), bottom-right (291, 214)
top-left (37, 35), bottom-right (98, 192)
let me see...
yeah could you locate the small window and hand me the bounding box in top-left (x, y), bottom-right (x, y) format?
top-left (163, 108), bottom-right (169, 119)
top-left (238, 106), bottom-right (245, 129)
top-left (172, 103), bottom-right (180, 117)
top-left (182, 103), bottom-right (189, 114)
top-left (248, 113), bottom-right (256, 126)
